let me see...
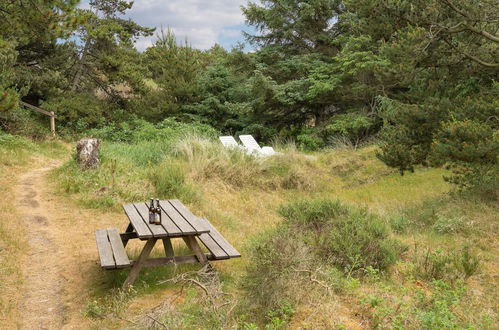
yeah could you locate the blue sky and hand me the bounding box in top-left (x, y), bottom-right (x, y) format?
top-left (79, 0), bottom-right (256, 51)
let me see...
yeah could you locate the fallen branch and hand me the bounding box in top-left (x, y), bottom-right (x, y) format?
top-left (146, 315), bottom-right (168, 329)
top-left (292, 267), bottom-right (332, 292)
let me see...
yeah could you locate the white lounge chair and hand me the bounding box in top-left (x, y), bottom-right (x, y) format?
top-left (219, 136), bottom-right (241, 149)
top-left (261, 146), bottom-right (278, 155)
top-left (239, 135), bottom-right (277, 156)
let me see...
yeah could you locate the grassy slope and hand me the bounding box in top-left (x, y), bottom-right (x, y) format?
top-left (52, 137), bottom-right (498, 328)
top-left (3, 135), bottom-right (496, 328)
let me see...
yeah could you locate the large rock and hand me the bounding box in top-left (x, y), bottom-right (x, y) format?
top-left (76, 138), bottom-right (100, 169)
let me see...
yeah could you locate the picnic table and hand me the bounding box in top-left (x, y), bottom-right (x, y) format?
top-left (95, 199), bottom-right (240, 289)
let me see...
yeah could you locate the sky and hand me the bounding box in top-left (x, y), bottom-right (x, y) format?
top-left (79, 0), bottom-right (256, 51)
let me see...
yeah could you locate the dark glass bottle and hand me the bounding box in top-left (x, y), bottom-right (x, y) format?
top-left (154, 199), bottom-right (162, 225)
top-left (148, 198), bottom-right (156, 224)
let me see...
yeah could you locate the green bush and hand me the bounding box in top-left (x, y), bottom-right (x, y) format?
top-left (296, 129), bottom-right (325, 151)
top-left (279, 199), bottom-right (403, 274)
top-left (325, 113), bottom-right (375, 147)
top-left (413, 246), bottom-right (481, 281)
top-left (244, 226), bottom-right (313, 313)
top-left (87, 118), bottom-right (218, 144)
top-left (326, 210), bottom-right (404, 273)
top-left (244, 199), bottom-right (404, 321)
top-left (42, 92), bottom-right (108, 131)
top-left (278, 198), bottom-right (349, 229)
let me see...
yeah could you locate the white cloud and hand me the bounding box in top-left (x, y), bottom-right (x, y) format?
top-left (125, 0), bottom-right (250, 50)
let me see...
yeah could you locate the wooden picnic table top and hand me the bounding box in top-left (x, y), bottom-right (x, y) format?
top-left (122, 199), bottom-right (210, 239)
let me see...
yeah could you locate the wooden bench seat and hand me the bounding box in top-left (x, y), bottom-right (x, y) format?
top-left (95, 228), bottom-right (131, 269)
top-left (197, 218), bottom-right (241, 260)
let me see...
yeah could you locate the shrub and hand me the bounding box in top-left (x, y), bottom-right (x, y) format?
top-left (280, 199), bottom-right (403, 273)
top-left (296, 129), bottom-right (325, 151)
top-left (414, 248), bottom-right (455, 281)
top-left (456, 245), bottom-right (480, 279)
top-left (326, 210), bottom-right (404, 274)
top-left (244, 227), bottom-right (313, 312)
top-left (85, 118), bottom-right (218, 144)
top-left (325, 113), bottom-right (376, 147)
top-left (412, 245), bottom-right (481, 281)
top-left (42, 92), bottom-right (108, 131)
top-left (244, 199), bottom-right (404, 322)
top-left (278, 198), bottom-right (348, 229)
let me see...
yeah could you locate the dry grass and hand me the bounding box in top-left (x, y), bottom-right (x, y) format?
top-left (0, 166), bottom-right (26, 328)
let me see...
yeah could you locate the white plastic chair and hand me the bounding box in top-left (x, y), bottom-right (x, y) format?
top-left (239, 135), bottom-right (262, 155)
top-left (239, 135), bottom-right (277, 156)
top-left (219, 136), bottom-right (241, 149)
top-left (261, 146), bottom-right (277, 156)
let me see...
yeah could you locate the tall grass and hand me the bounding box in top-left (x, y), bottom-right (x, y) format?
top-left (0, 131), bottom-right (35, 166)
top-left (54, 134), bottom-right (323, 210)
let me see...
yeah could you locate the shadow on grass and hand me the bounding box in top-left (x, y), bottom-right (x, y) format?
top-left (99, 245), bottom-right (204, 295)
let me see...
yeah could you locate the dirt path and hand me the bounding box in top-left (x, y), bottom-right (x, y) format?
top-left (15, 161), bottom-right (66, 329)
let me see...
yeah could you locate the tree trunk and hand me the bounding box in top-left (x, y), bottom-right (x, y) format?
top-left (76, 138), bottom-right (100, 170)
top-left (71, 38), bottom-right (91, 91)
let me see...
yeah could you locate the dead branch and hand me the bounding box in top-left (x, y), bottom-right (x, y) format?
top-left (146, 315), bottom-right (168, 329)
top-left (292, 267), bottom-right (332, 292)
top-left (184, 278), bottom-right (209, 296)
top-left (443, 38), bottom-right (499, 68)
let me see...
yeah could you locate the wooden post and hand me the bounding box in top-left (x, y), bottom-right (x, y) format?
top-left (183, 236), bottom-right (208, 265)
top-left (123, 238), bottom-right (157, 289)
top-left (50, 112), bottom-right (55, 136)
top-left (162, 238), bottom-right (174, 258)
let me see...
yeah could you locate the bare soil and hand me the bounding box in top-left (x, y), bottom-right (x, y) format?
top-left (16, 162), bottom-right (66, 329)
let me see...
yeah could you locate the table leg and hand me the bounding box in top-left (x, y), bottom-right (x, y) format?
top-left (162, 238), bottom-right (174, 258)
top-left (182, 236), bottom-right (208, 265)
top-left (122, 223), bottom-right (134, 247)
top-left (123, 238), bottom-right (157, 289)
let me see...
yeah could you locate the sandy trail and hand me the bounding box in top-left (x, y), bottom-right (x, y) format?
top-left (15, 161), bottom-right (66, 329)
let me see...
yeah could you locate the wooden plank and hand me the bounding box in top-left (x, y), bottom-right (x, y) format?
top-left (139, 255), bottom-right (202, 267)
top-left (120, 232), bottom-right (138, 241)
top-left (201, 218), bottom-right (241, 258)
top-left (157, 201), bottom-right (183, 236)
top-left (107, 228), bottom-right (130, 268)
top-left (95, 229), bottom-right (116, 269)
top-left (20, 101), bottom-right (57, 118)
top-left (169, 199), bottom-right (210, 234)
top-left (134, 203), bottom-right (167, 238)
top-left (160, 200), bottom-right (197, 234)
top-left (122, 204), bottom-right (153, 239)
top-left (198, 233), bottom-right (229, 260)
